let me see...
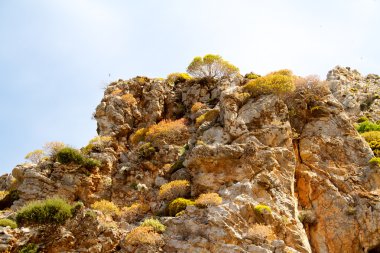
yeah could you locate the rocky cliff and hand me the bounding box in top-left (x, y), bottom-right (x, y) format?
top-left (0, 66), bottom-right (379, 253)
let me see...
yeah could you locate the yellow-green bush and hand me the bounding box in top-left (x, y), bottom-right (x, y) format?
top-left (244, 70), bottom-right (295, 97)
top-left (82, 136), bottom-right (112, 154)
top-left (245, 72), bottom-right (261, 79)
top-left (91, 200), bottom-right (120, 216)
top-left (195, 193), bottom-right (222, 208)
top-left (19, 243), bottom-right (39, 253)
top-left (0, 218), bottom-right (17, 228)
top-left (195, 109), bottom-right (219, 126)
top-left (356, 120), bottom-right (380, 133)
top-left (370, 157), bottom-right (380, 166)
top-left (168, 198), bottom-right (194, 216)
top-left (138, 142), bottom-right (156, 159)
top-left (158, 180), bottom-right (190, 201)
top-left (141, 218), bottom-right (166, 233)
top-left (16, 198), bottom-right (74, 226)
top-left (56, 147), bottom-right (101, 170)
top-left (187, 54), bottom-right (239, 79)
top-left (254, 204), bottom-right (272, 214)
top-left (130, 128), bottom-right (148, 145)
top-left (167, 72), bottom-right (192, 84)
top-left (361, 131), bottom-right (380, 157)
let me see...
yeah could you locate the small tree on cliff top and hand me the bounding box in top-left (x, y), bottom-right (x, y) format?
top-left (186, 54), bottom-right (239, 79)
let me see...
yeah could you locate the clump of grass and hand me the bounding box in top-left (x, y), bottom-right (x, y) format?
top-left (194, 193), bottom-right (222, 208)
top-left (158, 180), bottom-right (190, 201)
top-left (16, 198), bottom-right (73, 226)
top-left (168, 198), bottom-right (194, 216)
top-left (141, 218), bottom-right (166, 233)
top-left (0, 218), bottom-right (17, 228)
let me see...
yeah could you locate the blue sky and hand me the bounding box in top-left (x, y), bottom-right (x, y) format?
top-left (1, 0), bottom-right (379, 174)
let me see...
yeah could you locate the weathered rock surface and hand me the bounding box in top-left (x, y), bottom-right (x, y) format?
top-left (1, 68), bottom-right (380, 253)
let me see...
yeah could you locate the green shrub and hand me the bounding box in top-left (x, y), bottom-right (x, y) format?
top-left (91, 200), bottom-right (120, 216)
top-left (56, 147), bottom-right (100, 170)
top-left (254, 204), bottom-right (272, 214)
top-left (362, 131), bottom-right (380, 157)
top-left (138, 142), bottom-right (156, 159)
top-left (356, 120), bottom-right (380, 133)
top-left (19, 243), bottom-right (39, 253)
top-left (83, 158), bottom-right (101, 169)
top-left (369, 157), bottom-right (380, 166)
top-left (195, 109), bottom-right (219, 126)
top-left (0, 218), bottom-right (17, 228)
top-left (159, 180), bottom-right (190, 201)
top-left (130, 128), bottom-right (148, 145)
top-left (56, 147), bottom-right (84, 164)
top-left (16, 198), bottom-right (73, 226)
top-left (245, 72), bottom-right (261, 79)
top-left (187, 54), bottom-right (239, 79)
top-left (243, 70), bottom-right (295, 97)
top-left (357, 116), bottom-right (369, 123)
top-left (141, 218), bottom-right (166, 233)
top-left (168, 198), bottom-right (194, 216)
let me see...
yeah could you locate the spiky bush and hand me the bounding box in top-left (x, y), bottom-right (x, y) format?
top-left (168, 198), bottom-right (194, 216)
top-left (195, 193), bottom-right (222, 208)
top-left (16, 198), bottom-right (73, 226)
top-left (122, 202), bottom-right (150, 222)
top-left (158, 180), bottom-right (190, 201)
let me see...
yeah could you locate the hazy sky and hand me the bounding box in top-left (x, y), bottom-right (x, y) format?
top-left (1, 0), bottom-right (379, 174)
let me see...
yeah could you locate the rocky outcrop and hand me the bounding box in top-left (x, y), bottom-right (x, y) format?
top-left (327, 66), bottom-right (380, 122)
top-left (1, 68), bottom-right (380, 253)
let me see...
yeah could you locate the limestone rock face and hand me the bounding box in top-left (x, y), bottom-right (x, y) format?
top-left (327, 66), bottom-right (380, 122)
top-left (2, 71), bottom-right (380, 253)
